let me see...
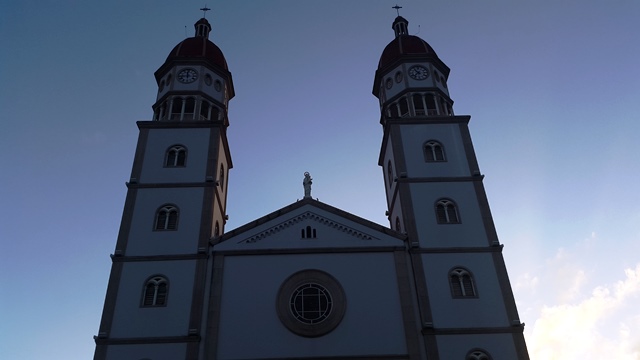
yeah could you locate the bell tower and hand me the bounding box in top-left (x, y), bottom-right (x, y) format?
top-left (374, 16), bottom-right (530, 359)
top-left (93, 16), bottom-right (233, 360)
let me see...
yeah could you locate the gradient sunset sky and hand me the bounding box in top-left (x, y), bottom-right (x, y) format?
top-left (2, 1), bottom-right (640, 359)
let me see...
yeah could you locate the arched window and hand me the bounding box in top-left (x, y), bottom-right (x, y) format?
top-left (211, 106), bottom-right (220, 121)
top-left (435, 198), bottom-right (459, 224)
top-left (440, 97), bottom-right (450, 116)
top-left (155, 205), bottom-right (179, 230)
top-left (142, 276), bottom-right (168, 307)
top-left (183, 97), bottom-right (196, 120)
top-left (170, 98), bottom-right (182, 120)
top-left (219, 164), bottom-right (225, 191)
top-left (424, 140), bottom-right (446, 162)
top-left (426, 95), bottom-right (437, 115)
top-left (388, 103), bottom-right (399, 118)
top-left (387, 160), bottom-right (393, 187)
top-left (158, 101), bottom-right (168, 121)
top-left (301, 225), bottom-right (317, 239)
top-left (466, 350), bottom-right (491, 360)
top-left (395, 217), bottom-right (401, 232)
top-left (399, 97), bottom-right (409, 117)
top-left (200, 101), bottom-right (210, 120)
top-left (450, 268), bottom-right (476, 298)
top-left (165, 145), bottom-right (186, 167)
top-left (413, 94), bottom-right (425, 116)
top-left (214, 221), bottom-right (220, 238)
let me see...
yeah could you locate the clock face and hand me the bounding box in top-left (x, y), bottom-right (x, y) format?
top-left (408, 65), bottom-right (429, 80)
top-left (177, 68), bottom-right (198, 83)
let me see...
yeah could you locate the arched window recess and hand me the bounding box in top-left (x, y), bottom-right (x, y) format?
top-left (165, 145), bottom-right (187, 167)
top-left (154, 204), bottom-right (179, 230)
top-left (301, 225), bottom-right (317, 239)
top-left (435, 198), bottom-right (460, 224)
top-left (142, 275), bottom-right (168, 307)
top-left (466, 349), bottom-right (492, 360)
top-left (424, 140), bottom-right (446, 162)
top-left (449, 267), bottom-right (477, 298)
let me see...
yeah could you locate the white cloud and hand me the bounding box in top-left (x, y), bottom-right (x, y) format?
top-left (526, 263), bottom-right (640, 360)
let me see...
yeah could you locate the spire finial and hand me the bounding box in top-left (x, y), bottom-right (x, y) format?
top-left (391, 7), bottom-right (409, 37)
top-left (200, 5), bottom-right (211, 18)
top-left (392, 4), bottom-right (403, 17)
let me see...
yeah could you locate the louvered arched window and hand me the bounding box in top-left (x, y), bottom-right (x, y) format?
top-left (424, 140), bottom-right (446, 162)
top-left (435, 198), bottom-right (459, 224)
top-left (387, 160), bottom-right (393, 187)
top-left (466, 349), bottom-right (492, 360)
top-left (142, 276), bottom-right (168, 307)
top-left (165, 145), bottom-right (186, 167)
top-left (450, 268), bottom-right (476, 298)
top-left (154, 205), bottom-right (179, 230)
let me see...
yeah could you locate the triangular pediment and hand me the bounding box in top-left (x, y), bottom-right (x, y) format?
top-left (214, 199), bottom-right (405, 252)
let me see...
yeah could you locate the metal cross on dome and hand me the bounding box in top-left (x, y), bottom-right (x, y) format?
top-left (392, 4), bottom-right (403, 16)
top-left (200, 5), bottom-right (211, 18)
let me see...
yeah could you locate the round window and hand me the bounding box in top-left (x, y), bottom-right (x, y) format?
top-left (290, 283), bottom-right (332, 324)
top-left (385, 78), bottom-right (393, 89)
top-left (395, 71), bottom-right (403, 83)
top-left (276, 270), bottom-right (346, 337)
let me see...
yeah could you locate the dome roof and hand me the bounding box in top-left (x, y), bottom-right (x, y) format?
top-left (378, 35), bottom-right (437, 70)
top-left (164, 36), bottom-right (228, 70)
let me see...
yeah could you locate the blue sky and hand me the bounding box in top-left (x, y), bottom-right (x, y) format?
top-left (2, 1), bottom-right (640, 359)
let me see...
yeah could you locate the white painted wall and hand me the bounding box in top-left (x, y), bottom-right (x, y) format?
top-left (400, 123), bottom-right (470, 178)
top-left (109, 261), bottom-right (196, 338)
top-left (126, 187), bottom-right (204, 256)
top-left (105, 343), bottom-right (187, 360)
top-left (409, 182), bottom-right (489, 247)
top-left (428, 64), bottom-right (451, 97)
top-left (139, 128), bottom-right (212, 184)
top-left (216, 253), bottom-right (406, 359)
top-left (422, 252), bottom-right (510, 328)
top-left (161, 66), bottom-right (228, 104)
top-left (436, 333), bottom-right (519, 360)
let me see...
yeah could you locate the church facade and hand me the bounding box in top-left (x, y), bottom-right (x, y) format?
top-left (93, 14), bottom-right (530, 360)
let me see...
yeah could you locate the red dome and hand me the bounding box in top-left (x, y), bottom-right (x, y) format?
top-left (378, 35), bottom-right (437, 70)
top-left (165, 36), bottom-right (228, 71)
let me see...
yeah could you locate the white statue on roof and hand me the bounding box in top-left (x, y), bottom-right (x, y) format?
top-left (303, 172), bottom-right (312, 199)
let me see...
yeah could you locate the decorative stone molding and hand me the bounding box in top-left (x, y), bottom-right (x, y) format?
top-left (276, 269), bottom-right (346, 337)
top-left (239, 211), bottom-right (378, 244)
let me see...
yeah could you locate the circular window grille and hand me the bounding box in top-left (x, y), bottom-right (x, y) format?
top-left (277, 270), bottom-right (346, 337)
top-left (290, 283), bottom-right (333, 324)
